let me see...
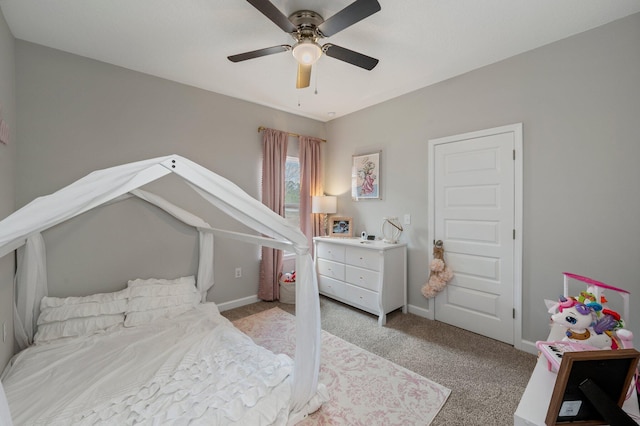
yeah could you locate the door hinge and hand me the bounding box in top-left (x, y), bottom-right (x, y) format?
top-left (513, 149), bottom-right (516, 160)
top-left (513, 308), bottom-right (516, 319)
top-left (513, 229), bottom-right (516, 240)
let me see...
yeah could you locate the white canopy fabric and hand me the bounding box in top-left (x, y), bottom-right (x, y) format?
top-left (0, 155), bottom-right (321, 415)
top-left (0, 379), bottom-right (12, 426)
top-left (13, 187), bottom-right (216, 351)
top-left (13, 234), bottom-right (48, 350)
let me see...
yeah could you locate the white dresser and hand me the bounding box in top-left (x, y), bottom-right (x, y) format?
top-left (313, 237), bottom-right (407, 326)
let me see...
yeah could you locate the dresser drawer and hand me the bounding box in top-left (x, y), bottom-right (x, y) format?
top-left (346, 247), bottom-right (380, 271)
top-left (318, 276), bottom-right (346, 299)
top-left (345, 265), bottom-right (380, 292)
top-left (345, 283), bottom-right (379, 313)
top-left (316, 242), bottom-right (346, 263)
top-left (317, 258), bottom-right (345, 281)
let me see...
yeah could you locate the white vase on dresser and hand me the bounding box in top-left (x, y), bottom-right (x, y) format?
top-left (313, 236), bottom-right (407, 326)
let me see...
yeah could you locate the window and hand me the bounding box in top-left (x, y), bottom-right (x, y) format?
top-left (284, 156), bottom-right (300, 229)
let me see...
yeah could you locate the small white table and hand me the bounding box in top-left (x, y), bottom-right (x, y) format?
top-left (514, 326), bottom-right (639, 425)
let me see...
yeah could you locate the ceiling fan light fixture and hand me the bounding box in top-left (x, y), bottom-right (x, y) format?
top-left (228, 1), bottom-right (382, 88)
top-left (292, 40), bottom-right (322, 65)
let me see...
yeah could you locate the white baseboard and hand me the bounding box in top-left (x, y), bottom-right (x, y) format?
top-left (519, 339), bottom-right (539, 355)
top-left (216, 295), bottom-right (260, 312)
top-left (407, 304), bottom-right (539, 355)
top-left (407, 303), bottom-right (433, 319)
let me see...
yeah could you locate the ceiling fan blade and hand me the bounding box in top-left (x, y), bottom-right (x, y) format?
top-left (318, 0), bottom-right (381, 37)
top-left (296, 64), bottom-right (311, 89)
top-left (245, 0), bottom-right (297, 33)
top-left (228, 45), bottom-right (290, 62)
top-left (323, 44), bottom-right (378, 70)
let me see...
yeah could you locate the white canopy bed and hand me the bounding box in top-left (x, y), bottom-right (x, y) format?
top-left (0, 155), bottom-right (325, 425)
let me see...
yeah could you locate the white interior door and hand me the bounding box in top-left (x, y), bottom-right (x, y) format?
top-left (429, 124), bottom-right (522, 345)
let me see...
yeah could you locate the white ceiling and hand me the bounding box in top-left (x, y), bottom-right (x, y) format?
top-left (2, 0), bottom-right (640, 122)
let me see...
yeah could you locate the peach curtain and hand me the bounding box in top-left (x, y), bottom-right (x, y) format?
top-left (259, 128), bottom-right (288, 301)
top-left (299, 136), bottom-right (323, 255)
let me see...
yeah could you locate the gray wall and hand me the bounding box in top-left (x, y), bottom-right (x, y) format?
top-left (0, 8), bottom-right (16, 369)
top-left (325, 13), bottom-right (640, 346)
top-left (5, 12), bottom-right (639, 359)
top-left (14, 41), bottom-right (325, 304)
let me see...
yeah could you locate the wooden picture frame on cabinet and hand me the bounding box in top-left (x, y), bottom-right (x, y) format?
top-left (329, 216), bottom-right (353, 238)
top-left (545, 348), bottom-right (640, 426)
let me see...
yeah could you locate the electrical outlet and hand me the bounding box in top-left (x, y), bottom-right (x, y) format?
top-left (235, 267), bottom-right (242, 278)
top-left (404, 214), bottom-right (411, 225)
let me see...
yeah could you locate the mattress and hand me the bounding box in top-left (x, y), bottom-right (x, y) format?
top-left (1, 303), bottom-right (297, 425)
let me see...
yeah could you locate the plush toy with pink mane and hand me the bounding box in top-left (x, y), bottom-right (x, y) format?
top-left (550, 295), bottom-right (633, 350)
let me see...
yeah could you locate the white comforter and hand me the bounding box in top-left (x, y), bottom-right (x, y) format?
top-left (1, 304), bottom-right (294, 425)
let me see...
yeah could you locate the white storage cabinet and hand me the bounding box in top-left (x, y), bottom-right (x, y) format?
top-left (313, 237), bottom-right (407, 326)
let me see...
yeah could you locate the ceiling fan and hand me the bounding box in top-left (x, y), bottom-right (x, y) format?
top-left (228, 0), bottom-right (381, 89)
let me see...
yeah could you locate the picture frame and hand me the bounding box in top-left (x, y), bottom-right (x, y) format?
top-left (352, 151), bottom-right (381, 200)
top-left (545, 348), bottom-right (640, 426)
top-left (329, 216), bottom-right (353, 238)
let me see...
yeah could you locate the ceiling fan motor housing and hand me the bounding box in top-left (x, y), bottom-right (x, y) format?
top-left (289, 10), bottom-right (324, 43)
top-left (289, 11), bottom-right (324, 31)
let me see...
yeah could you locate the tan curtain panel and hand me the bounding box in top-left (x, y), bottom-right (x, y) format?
top-left (299, 136), bottom-right (324, 255)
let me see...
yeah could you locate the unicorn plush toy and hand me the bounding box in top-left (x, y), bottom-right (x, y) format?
top-left (550, 295), bottom-right (633, 350)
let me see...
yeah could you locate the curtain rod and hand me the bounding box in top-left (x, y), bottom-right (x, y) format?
top-left (257, 126), bottom-right (326, 143)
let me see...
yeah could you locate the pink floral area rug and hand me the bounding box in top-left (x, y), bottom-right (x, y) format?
top-left (233, 307), bottom-right (451, 425)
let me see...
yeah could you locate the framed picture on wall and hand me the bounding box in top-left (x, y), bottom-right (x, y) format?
top-left (352, 151), bottom-right (381, 200)
top-left (329, 216), bottom-right (353, 238)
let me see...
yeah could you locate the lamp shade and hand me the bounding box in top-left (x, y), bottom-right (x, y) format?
top-left (312, 195), bottom-right (337, 214)
top-left (292, 40), bottom-right (322, 65)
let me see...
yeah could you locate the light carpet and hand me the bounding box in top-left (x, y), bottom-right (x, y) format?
top-left (233, 307), bottom-right (451, 425)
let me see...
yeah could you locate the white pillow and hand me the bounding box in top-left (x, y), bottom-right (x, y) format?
top-left (129, 282), bottom-right (197, 299)
top-left (125, 275), bottom-right (200, 327)
top-left (38, 298), bottom-right (129, 324)
top-left (40, 288), bottom-right (130, 309)
top-left (127, 275), bottom-right (196, 288)
top-left (124, 306), bottom-right (193, 328)
top-left (34, 314), bottom-right (124, 343)
top-left (36, 288), bottom-right (130, 343)
top-left (128, 293), bottom-right (201, 312)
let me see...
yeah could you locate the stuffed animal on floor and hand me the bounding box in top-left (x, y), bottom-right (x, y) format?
top-left (550, 296), bottom-right (633, 350)
top-left (421, 244), bottom-right (453, 299)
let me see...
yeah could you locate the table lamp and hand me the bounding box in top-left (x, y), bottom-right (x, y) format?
top-left (312, 195), bottom-right (337, 236)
